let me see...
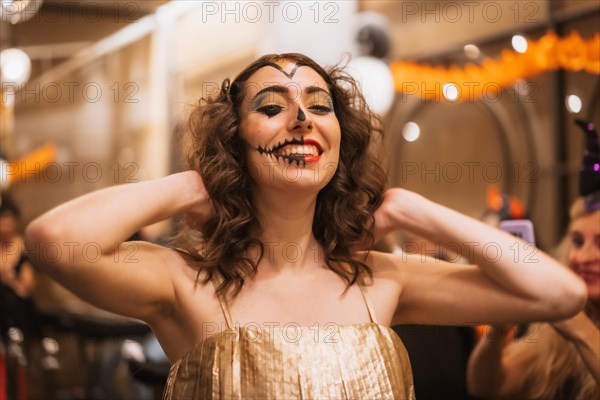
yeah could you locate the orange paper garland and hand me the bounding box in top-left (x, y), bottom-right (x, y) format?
top-left (391, 31), bottom-right (600, 102)
top-left (1, 143), bottom-right (57, 190)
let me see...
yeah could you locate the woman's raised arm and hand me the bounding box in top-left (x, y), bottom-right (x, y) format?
top-left (372, 188), bottom-right (587, 325)
top-left (24, 170), bottom-right (210, 321)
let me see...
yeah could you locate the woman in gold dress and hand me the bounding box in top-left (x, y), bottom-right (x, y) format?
top-left (25, 53), bottom-right (587, 399)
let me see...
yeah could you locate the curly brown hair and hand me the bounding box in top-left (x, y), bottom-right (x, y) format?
top-left (174, 53), bottom-right (387, 298)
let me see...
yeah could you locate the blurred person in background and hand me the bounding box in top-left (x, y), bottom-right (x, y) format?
top-left (0, 195), bottom-right (41, 399)
top-left (0, 195), bottom-right (38, 339)
top-left (467, 120), bottom-right (600, 399)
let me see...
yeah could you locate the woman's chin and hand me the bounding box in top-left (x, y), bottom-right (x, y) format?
top-left (250, 164), bottom-right (335, 190)
top-left (279, 175), bottom-right (330, 192)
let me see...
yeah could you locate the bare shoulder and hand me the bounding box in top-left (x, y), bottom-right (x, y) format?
top-left (128, 242), bottom-right (222, 349)
top-left (150, 244), bottom-right (214, 296)
top-left (352, 251), bottom-right (407, 325)
top-left (157, 245), bottom-right (220, 317)
top-left (119, 241), bottom-right (216, 310)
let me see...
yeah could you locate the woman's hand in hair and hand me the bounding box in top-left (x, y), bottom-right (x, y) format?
top-left (353, 188), bottom-right (430, 251)
top-left (370, 188), bottom-right (421, 242)
top-left (351, 188), bottom-right (412, 251)
top-left (181, 170), bottom-right (213, 230)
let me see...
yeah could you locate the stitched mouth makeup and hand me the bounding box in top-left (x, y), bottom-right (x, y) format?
top-left (256, 136), bottom-right (323, 166)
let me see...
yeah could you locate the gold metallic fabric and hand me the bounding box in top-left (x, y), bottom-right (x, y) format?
top-left (163, 282), bottom-right (416, 399)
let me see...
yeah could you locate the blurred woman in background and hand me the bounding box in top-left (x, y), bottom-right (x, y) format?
top-left (467, 121), bottom-right (600, 399)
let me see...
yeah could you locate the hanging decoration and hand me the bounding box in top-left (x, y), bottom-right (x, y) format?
top-left (1, 143), bottom-right (57, 191)
top-left (391, 31), bottom-right (600, 102)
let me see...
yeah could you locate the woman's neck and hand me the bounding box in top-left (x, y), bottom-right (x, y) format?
top-left (251, 187), bottom-right (324, 273)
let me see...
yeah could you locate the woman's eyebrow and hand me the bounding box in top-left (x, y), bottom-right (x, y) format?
top-left (251, 84), bottom-right (332, 103)
top-left (305, 86), bottom-right (331, 98)
top-left (253, 85), bottom-right (288, 100)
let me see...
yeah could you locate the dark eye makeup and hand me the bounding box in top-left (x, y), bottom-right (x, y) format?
top-left (257, 105), bottom-right (284, 117)
top-left (309, 104), bottom-right (333, 113)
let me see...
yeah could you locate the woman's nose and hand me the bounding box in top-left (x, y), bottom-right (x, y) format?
top-left (289, 105), bottom-right (312, 132)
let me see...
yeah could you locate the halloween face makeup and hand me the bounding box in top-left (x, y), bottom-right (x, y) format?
top-left (248, 79), bottom-right (334, 167)
top-left (568, 210), bottom-right (600, 299)
top-left (238, 62), bottom-right (340, 190)
top-left (256, 136), bottom-right (324, 167)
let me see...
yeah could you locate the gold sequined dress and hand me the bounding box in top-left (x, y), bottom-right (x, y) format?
top-left (163, 280), bottom-right (416, 399)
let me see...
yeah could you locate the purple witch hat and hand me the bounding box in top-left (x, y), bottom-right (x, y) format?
top-left (575, 119), bottom-right (600, 212)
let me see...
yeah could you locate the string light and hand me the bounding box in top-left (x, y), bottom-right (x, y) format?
top-left (464, 44), bottom-right (480, 59)
top-left (0, 48), bottom-right (31, 87)
top-left (565, 94), bottom-right (582, 113)
top-left (442, 83), bottom-right (459, 101)
top-left (402, 122), bottom-right (420, 142)
top-left (511, 35), bottom-right (528, 53)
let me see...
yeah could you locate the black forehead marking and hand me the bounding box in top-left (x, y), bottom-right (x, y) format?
top-left (261, 61), bottom-right (306, 79)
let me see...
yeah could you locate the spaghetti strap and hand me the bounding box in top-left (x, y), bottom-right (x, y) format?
top-left (357, 278), bottom-right (378, 324)
top-left (211, 275), bottom-right (235, 330)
